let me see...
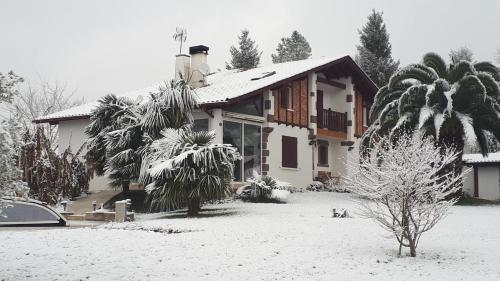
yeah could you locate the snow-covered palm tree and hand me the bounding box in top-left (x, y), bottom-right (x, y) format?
top-left (86, 80), bottom-right (198, 194)
top-left (142, 129), bottom-right (239, 215)
top-left (363, 53), bottom-right (500, 157)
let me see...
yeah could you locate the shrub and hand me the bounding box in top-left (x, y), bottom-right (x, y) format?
top-left (238, 173), bottom-right (290, 203)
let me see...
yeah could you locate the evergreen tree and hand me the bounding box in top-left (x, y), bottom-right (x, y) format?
top-left (271, 30), bottom-right (312, 63)
top-left (355, 10), bottom-right (399, 87)
top-left (449, 47), bottom-right (474, 63)
top-left (0, 71), bottom-right (23, 104)
top-left (226, 29), bottom-right (262, 69)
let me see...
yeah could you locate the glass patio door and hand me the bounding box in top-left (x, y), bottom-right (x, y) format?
top-left (223, 121), bottom-right (261, 182)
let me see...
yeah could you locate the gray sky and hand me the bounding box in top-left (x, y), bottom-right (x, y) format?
top-left (1, 0), bottom-right (500, 102)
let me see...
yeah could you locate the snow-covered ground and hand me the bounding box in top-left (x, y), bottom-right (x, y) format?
top-left (1, 192), bottom-right (499, 281)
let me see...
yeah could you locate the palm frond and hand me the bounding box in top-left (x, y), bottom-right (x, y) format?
top-left (448, 61), bottom-right (477, 84)
top-left (474, 61), bottom-right (500, 81)
top-left (476, 72), bottom-right (500, 100)
top-left (388, 64), bottom-right (438, 90)
top-left (423, 52), bottom-right (448, 79)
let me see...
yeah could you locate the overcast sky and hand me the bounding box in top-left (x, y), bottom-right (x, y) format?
top-left (1, 0), bottom-right (500, 102)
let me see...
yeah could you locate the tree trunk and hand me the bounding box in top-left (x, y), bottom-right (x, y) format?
top-left (187, 196), bottom-right (201, 216)
top-left (439, 128), bottom-right (465, 199)
top-left (409, 240), bottom-right (417, 257)
top-left (122, 181), bottom-right (130, 197)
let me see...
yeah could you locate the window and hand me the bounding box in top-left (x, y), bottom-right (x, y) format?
top-left (318, 140), bottom-right (329, 166)
top-left (280, 85), bottom-right (293, 110)
top-left (223, 121), bottom-right (242, 181)
top-left (193, 119), bottom-right (209, 132)
top-left (225, 95), bottom-right (263, 116)
top-left (362, 106), bottom-right (368, 127)
top-left (282, 136), bottom-right (297, 168)
top-left (243, 124), bottom-right (261, 179)
top-left (223, 121), bottom-right (262, 181)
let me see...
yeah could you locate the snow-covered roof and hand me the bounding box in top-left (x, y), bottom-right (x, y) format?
top-left (463, 152), bottom-right (500, 164)
top-left (34, 56), bottom-right (376, 124)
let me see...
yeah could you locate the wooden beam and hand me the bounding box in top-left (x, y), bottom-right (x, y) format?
top-left (474, 165), bottom-right (479, 197)
top-left (316, 77), bottom-right (346, 89)
top-left (317, 128), bottom-right (347, 140)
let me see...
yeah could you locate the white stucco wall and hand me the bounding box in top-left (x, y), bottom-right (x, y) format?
top-left (312, 76), bottom-right (359, 182)
top-left (462, 165), bottom-right (500, 200)
top-left (478, 166), bottom-right (500, 200)
top-left (317, 77), bottom-right (349, 114)
top-left (266, 123), bottom-right (313, 189)
top-left (58, 119), bottom-right (90, 152)
top-left (58, 118), bottom-right (111, 192)
top-left (314, 138), bottom-right (348, 179)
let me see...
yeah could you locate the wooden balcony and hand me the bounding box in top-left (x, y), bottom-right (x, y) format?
top-left (317, 109), bottom-right (348, 139)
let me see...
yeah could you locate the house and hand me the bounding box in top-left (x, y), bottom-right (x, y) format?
top-left (463, 152), bottom-right (500, 200)
top-left (34, 45), bottom-right (377, 191)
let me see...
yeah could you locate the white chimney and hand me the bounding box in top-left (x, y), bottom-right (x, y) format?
top-left (174, 54), bottom-right (190, 81)
top-left (189, 45), bottom-right (210, 88)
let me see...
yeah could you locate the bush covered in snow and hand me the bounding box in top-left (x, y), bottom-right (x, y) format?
top-left (345, 132), bottom-right (463, 257)
top-left (238, 173), bottom-right (290, 203)
top-left (306, 178), bottom-right (348, 193)
top-left (0, 121), bottom-right (29, 216)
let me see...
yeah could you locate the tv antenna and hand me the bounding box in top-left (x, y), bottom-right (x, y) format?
top-left (173, 27), bottom-right (187, 54)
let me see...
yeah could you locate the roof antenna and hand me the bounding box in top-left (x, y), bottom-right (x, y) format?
top-left (173, 27), bottom-right (187, 54)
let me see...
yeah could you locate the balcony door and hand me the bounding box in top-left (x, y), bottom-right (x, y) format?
top-left (317, 90), bottom-right (324, 113)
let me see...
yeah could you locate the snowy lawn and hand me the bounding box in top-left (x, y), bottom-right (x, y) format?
top-left (1, 192), bottom-right (499, 281)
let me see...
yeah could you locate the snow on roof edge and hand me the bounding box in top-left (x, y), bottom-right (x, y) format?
top-left (463, 152), bottom-right (500, 164)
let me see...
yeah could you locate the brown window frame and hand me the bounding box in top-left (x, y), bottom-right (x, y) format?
top-left (280, 85), bottom-right (293, 110)
top-left (317, 140), bottom-right (329, 167)
top-left (281, 135), bottom-right (297, 168)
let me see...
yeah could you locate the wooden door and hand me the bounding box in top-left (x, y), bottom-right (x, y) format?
top-left (317, 90), bottom-right (324, 112)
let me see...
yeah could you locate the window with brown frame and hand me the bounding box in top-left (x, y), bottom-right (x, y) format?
top-left (282, 135), bottom-right (297, 168)
top-left (317, 140), bottom-right (329, 166)
top-left (280, 85), bottom-right (292, 109)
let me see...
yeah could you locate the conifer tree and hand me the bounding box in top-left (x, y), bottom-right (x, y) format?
top-left (271, 30), bottom-right (312, 63)
top-left (355, 10), bottom-right (399, 87)
top-left (226, 29), bottom-right (262, 69)
top-left (0, 71), bottom-right (23, 104)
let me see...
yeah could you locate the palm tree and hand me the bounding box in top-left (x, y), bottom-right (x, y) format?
top-left (85, 94), bottom-right (137, 182)
top-left (85, 79), bottom-right (198, 194)
top-left (363, 53), bottom-right (500, 158)
top-left (142, 129), bottom-right (240, 216)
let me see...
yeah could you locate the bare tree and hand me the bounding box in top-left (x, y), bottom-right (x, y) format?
top-left (12, 79), bottom-right (83, 148)
top-left (449, 46), bottom-right (474, 63)
top-left (345, 132), bottom-right (464, 257)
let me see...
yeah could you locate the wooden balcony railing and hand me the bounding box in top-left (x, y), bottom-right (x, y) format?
top-left (317, 109), bottom-right (347, 133)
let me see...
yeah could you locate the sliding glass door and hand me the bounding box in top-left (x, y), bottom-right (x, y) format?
top-left (223, 121), bottom-right (261, 182)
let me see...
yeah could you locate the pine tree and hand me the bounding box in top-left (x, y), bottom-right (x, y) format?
top-left (0, 71), bottom-right (23, 104)
top-left (226, 29), bottom-right (262, 69)
top-left (355, 10), bottom-right (399, 87)
top-left (449, 47), bottom-right (474, 63)
top-left (271, 30), bottom-right (312, 63)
